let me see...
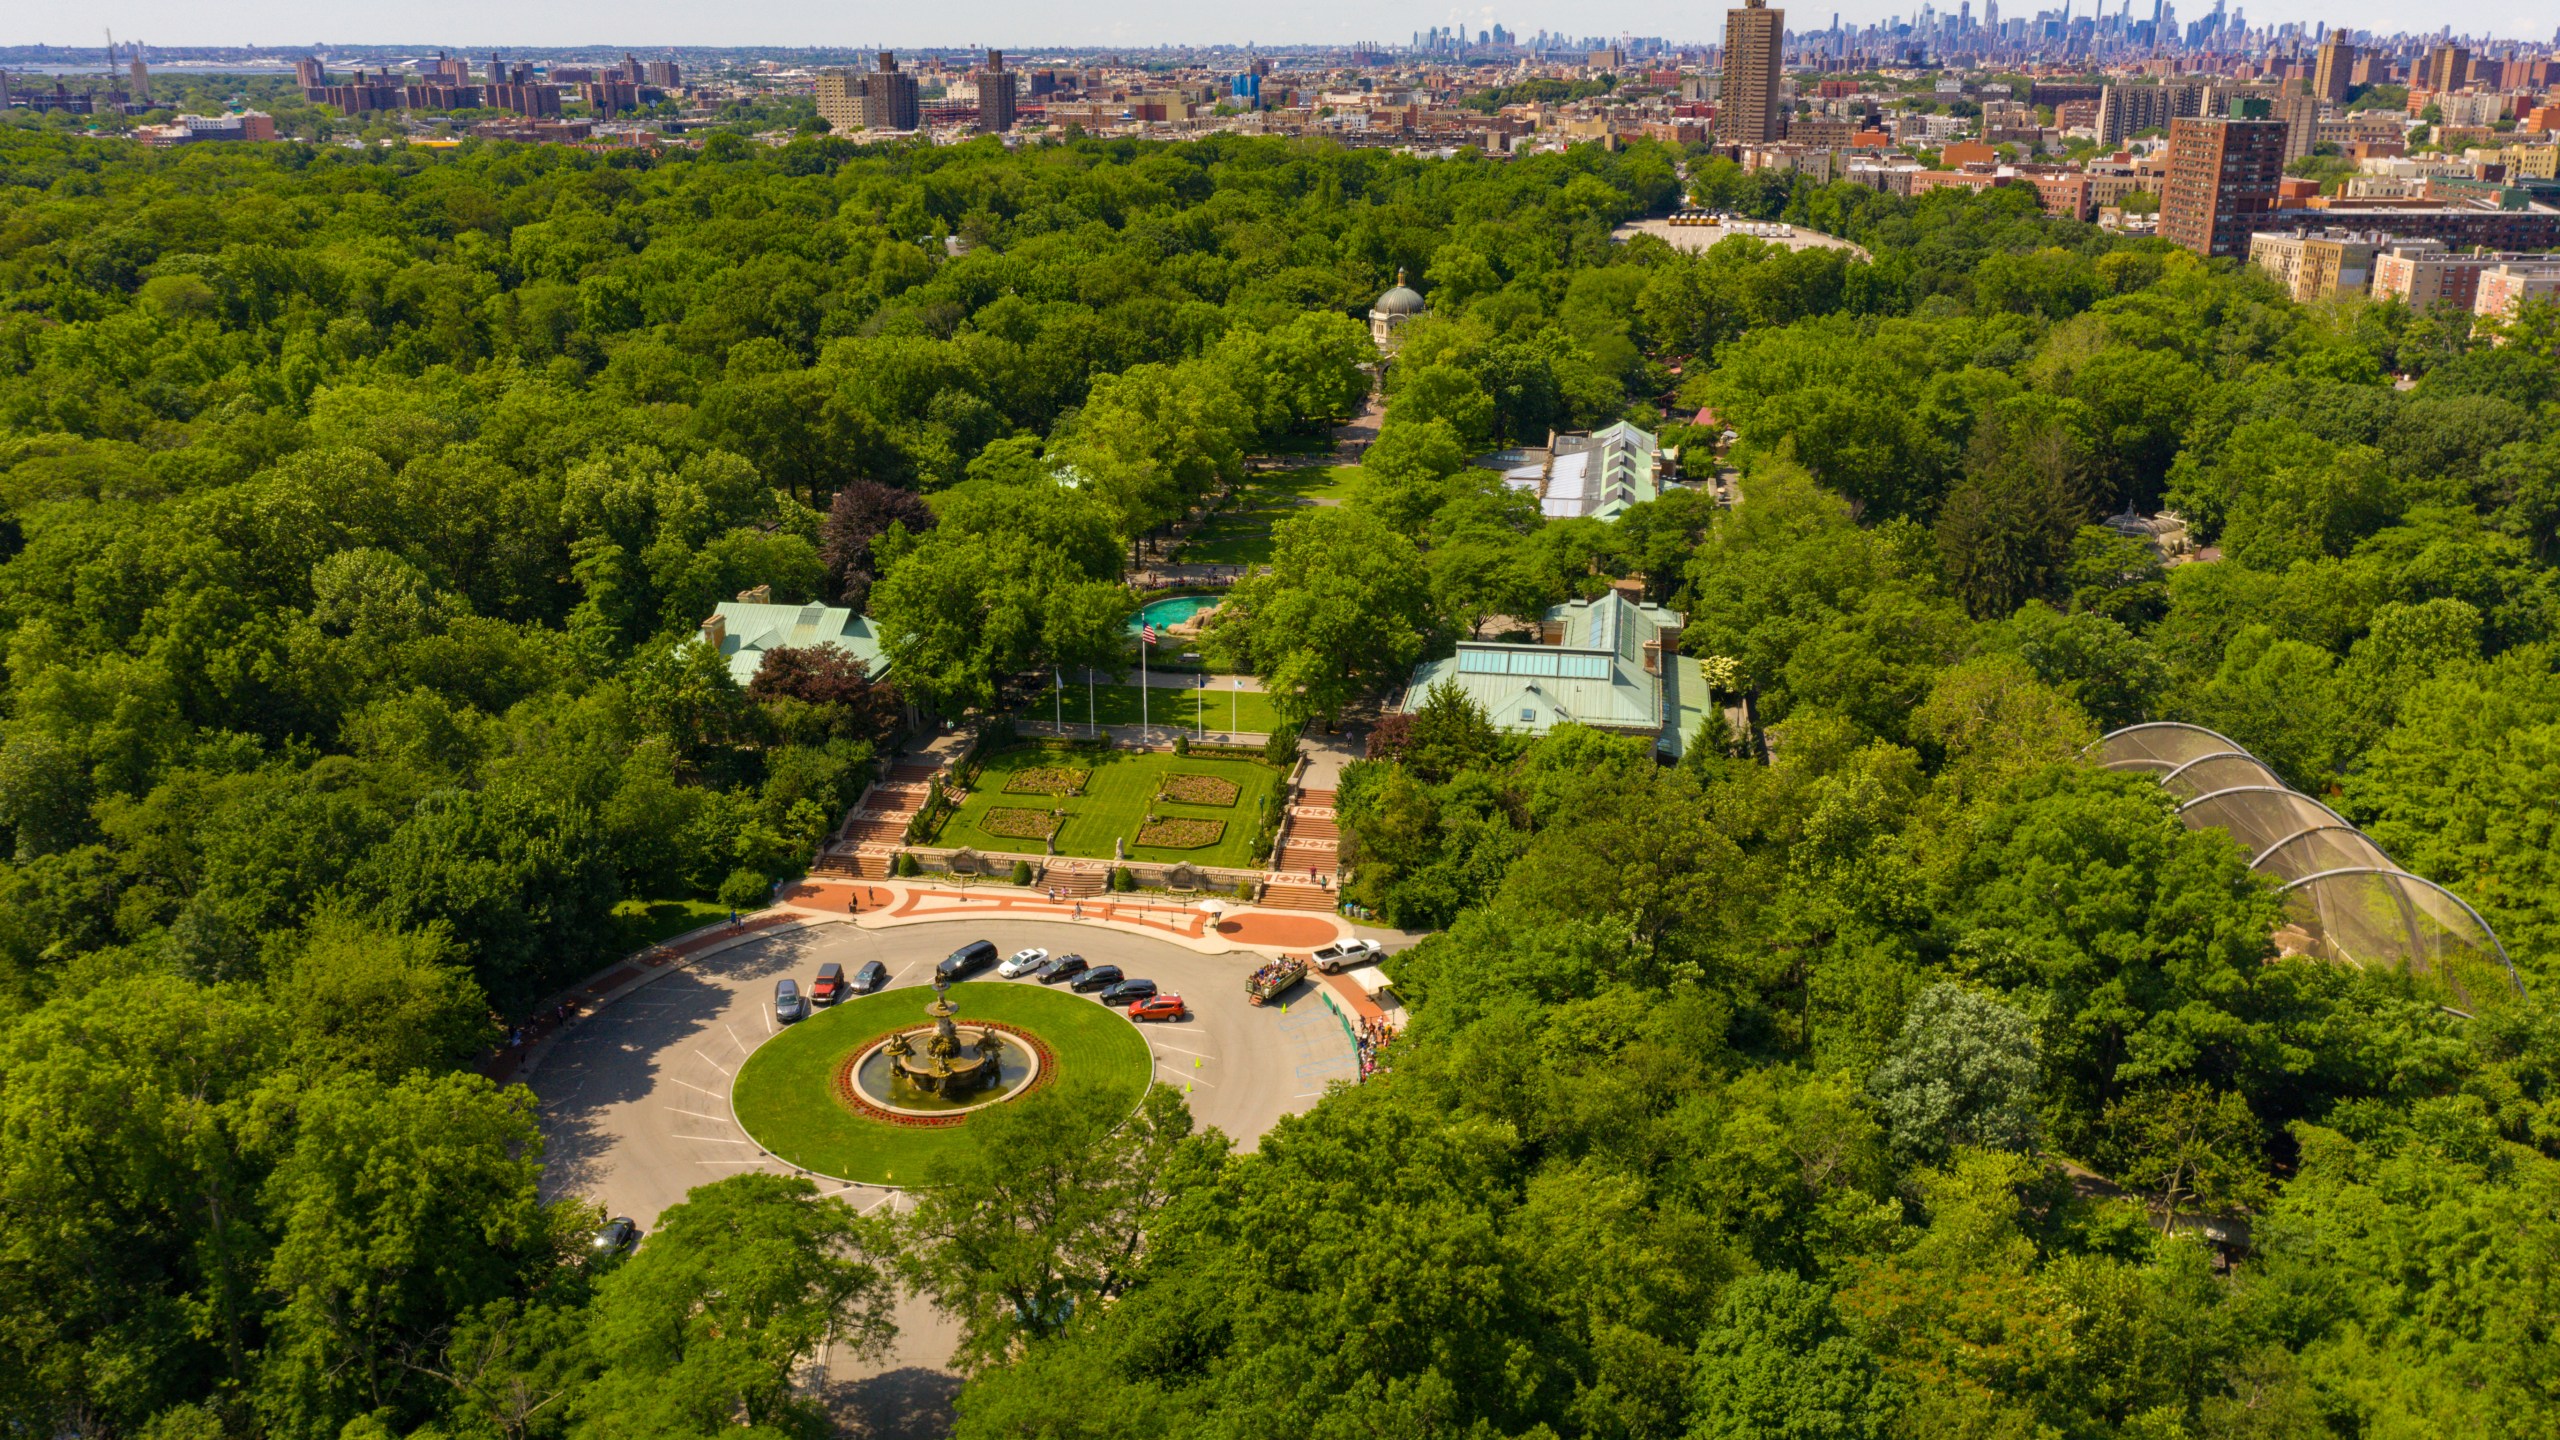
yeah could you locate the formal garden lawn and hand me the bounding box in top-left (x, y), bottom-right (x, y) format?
top-left (732, 981), bottom-right (1152, 1184)
top-left (1027, 681), bottom-right (1285, 737)
top-left (1169, 467), bottom-right (1367, 565)
top-left (1269, 464), bottom-right (1367, 501)
top-left (936, 744), bottom-right (1282, 867)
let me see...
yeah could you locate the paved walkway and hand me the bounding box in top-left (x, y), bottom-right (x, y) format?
top-left (777, 877), bottom-right (1351, 954)
top-left (1299, 728), bottom-right (1364, 791)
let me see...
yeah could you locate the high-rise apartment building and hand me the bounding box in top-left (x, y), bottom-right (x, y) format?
top-left (975, 50), bottom-right (1017, 132)
top-left (2311, 34), bottom-right (2355, 103)
top-left (2275, 90), bottom-right (2319, 162)
top-left (1721, 0), bottom-right (1786, 143)
top-left (2423, 44), bottom-right (2469, 94)
top-left (817, 52), bottom-right (921, 134)
top-left (2096, 77), bottom-right (2212, 144)
top-left (2161, 113), bottom-right (2289, 257)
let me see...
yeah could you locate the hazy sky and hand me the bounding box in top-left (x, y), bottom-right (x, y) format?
top-left (25, 0), bottom-right (2556, 50)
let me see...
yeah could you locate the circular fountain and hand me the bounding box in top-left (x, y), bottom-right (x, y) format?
top-left (844, 978), bottom-right (1043, 1116)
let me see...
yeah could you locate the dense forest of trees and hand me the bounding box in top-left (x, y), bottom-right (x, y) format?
top-left (5, 117), bottom-right (2560, 1440)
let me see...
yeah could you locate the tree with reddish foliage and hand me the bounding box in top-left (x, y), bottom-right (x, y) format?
top-left (1364, 712), bottom-right (1414, 762)
top-left (748, 645), bottom-right (900, 746)
top-left (821, 481), bottom-right (936, 610)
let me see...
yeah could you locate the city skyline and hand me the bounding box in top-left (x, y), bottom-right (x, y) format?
top-left (8, 0), bottom-right (2559, 51)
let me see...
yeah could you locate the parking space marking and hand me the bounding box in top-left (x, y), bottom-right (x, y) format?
top-left (1147, 1039), bottom-right (1215, 1059)
top-left (674, 1135), bottom-right (753, 1144)
top-left (725, 1023), bottom-right (752, 1053)
top-left (696, 1158), bottom-right (767, 1166)
top-left (670, 1078), bottom-right (726, 1097)
top-left (694, 1050), bottom-right (732, 1076)
top-left (665, 1108), bottom-right (730, 1123)
top-left (1162, 1065), bottom-right (1214, 1087)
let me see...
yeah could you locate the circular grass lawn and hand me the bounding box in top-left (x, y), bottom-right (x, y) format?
top-left (731, 980), bottom-right (1152, 1185)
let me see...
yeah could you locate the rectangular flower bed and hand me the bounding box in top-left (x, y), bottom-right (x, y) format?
top-left (1134, 817), bottom-right (1226, 849)
top-left (1002, 766), bottom-right (1089, 796)
top-left (1156, 773), bottom-right (1243, 807)
top-left (982, 808), bottom-right (1064, 840)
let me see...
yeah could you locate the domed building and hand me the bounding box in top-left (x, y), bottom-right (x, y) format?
top-left (1369, 270), bottom-right (1426, 355)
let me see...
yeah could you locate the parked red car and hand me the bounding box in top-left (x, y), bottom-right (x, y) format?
top-left (809, 962), bottom-right (845, 1005)
top-left (1128, 993), bottom-right (1187, 1022)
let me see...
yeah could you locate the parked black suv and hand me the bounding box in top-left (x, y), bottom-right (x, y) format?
top-left (1069, 964), bottom-right (1125, 994)
top-left (936, 940), bottom-right (998, 984)
top-left (1099, 978), bottom-right (1158, 1006)
top-left (1036, 953), bottom-right (1089, 984)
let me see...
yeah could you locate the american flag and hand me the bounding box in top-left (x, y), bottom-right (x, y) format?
top-left (1142, 624), bottom-right (1158, 645)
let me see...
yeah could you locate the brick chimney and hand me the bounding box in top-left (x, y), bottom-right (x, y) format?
top-left (699, 614), bottom-right (726, 649)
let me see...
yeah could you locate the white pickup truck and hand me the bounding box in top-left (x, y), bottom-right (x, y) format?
top-left (1309, 939), bottom-right (1382, 974)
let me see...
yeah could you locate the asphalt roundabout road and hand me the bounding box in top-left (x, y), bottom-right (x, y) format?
top-left (731, 980), bottom-right (1154, 1184)
top-left (528, 913), bottom-right (1364, 1439)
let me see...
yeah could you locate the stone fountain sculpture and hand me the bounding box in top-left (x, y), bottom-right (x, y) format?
top-left (881, 977), bottom-right (1007, 1099)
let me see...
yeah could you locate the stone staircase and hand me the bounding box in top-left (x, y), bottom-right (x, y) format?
top-left (1046, 862), bottom-right (1110, 898)
top-left (1259, 880), bottom-right (1338, 913)
top-left (1274, 788), bottom-right (1340, 881)
top-left (815, 758), bottom-right (945, 880)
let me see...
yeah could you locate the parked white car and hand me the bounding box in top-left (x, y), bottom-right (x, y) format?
top-left (998, 947), bottom-right (1050, 978)
top-left (1310, 939), bottom-right (1383, 974)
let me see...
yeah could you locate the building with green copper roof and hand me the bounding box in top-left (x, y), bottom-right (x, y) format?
top-left (1396, 591), bottom-right (1710, 760)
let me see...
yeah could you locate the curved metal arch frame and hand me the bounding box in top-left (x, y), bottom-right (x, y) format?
top-left (2083, 720), bottom-right (2257, 763)
top-left (2275, 866), bottom-right (2525, 999)
top-left (2174, 784), bottom-right (2356, 829)
top-left (2250, 821), bottom-right (2392, 872)
top-left (2160, 749), bottom-right (2260, 783)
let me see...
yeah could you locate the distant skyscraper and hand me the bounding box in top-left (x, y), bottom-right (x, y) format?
top-left (2312, 33), bottom-right (2355, 102)
top-left (975, 50), bottom-right (1017, 132)
top-left (1721, 0), bottom-right (1786, 143)
top-left (816, 52), bottom-right (919, 133)
top-left (2423, 43), bottom-right (2468, 93)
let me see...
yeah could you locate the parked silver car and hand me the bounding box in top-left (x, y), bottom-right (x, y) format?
top-left (774, 978), bottom-right (807, 1023)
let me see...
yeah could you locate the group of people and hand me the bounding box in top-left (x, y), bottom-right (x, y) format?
top-left (503, 1000), bottom-right (582, 1053)
top-left (1356, 1016), bottom-right (1394, 1079)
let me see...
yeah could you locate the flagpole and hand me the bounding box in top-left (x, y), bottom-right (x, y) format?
top-left (1141, 629), bottom-right (1150, 740)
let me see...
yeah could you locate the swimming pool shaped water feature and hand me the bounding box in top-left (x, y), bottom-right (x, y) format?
top-left (1128, 595), bottom-right (1221, 634)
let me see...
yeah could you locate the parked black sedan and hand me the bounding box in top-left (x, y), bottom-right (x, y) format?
top-left (1036, 953), bottom-right (1089, 985)
top-left (1099, 978), bottom-right (1158, 1006)
top-left (851, 959), bottom-right (889, 995)
top-left (1069, 964), bottom-right (1125, 994)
